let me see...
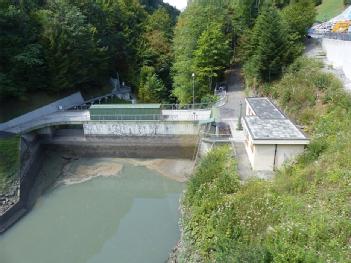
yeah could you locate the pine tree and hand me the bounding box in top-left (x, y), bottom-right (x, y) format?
top-left (243, 6), bottom-right (289, 85)
top-left (192, 23), bottom-right (231, 99)
top-left (138, 66), bottom-right (167, 103)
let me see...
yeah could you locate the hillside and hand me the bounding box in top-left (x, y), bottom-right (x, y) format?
top-left (180, 57), bottom-right (351, 262)
top-left (316, 0), bottom-right (345, 21)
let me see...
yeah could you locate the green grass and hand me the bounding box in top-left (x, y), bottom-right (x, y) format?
top-left (316, 0), bottom-right (345, 21)
top-left (0, 136), bottom-right (20, 192)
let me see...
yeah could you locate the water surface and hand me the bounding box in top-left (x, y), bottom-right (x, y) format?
top-left (0, 159), bottom-right (184, 263)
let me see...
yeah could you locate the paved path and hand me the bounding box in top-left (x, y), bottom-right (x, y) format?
top-left (217, 68), bottom-right (255, 180)
top-left (4, 111), bottom-right (90, 134)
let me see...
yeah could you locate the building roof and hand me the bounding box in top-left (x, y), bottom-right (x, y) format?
top-left (243, 116), bottom-right (308, 140)
top-left (90, 104), bottom-right (161, 109)
top-left (243, 97), bottom-right (309, 143)
top-left (246, 97), bottom-right (285, 119)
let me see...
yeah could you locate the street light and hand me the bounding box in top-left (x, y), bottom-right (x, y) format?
top-left (192, 73), bottom-right (195, 108)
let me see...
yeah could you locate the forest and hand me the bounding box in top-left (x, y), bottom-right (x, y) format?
top-left (0, 0), bottom-right (178, 103)
top-left (0, 0), bottom-right (317, 105)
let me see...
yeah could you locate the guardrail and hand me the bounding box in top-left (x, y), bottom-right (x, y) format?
top-left (201, 131), bottom-right (232, 142)
top-left (90, 114), bottom-right (164, 121)
top-left (89, 114), bottom-right (210, 121)
top-left (161, 103), bottom-right (214, 110)
top-left (70, 102), bottom-right (215, 111)
top-left (309, 32), bottom-right (351, 41)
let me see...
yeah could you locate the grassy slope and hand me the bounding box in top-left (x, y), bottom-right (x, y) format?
top-left (0, 136), bottom-right (20, 192)
top-left (316, 0), bottom-right (345, 21)
top-left (181, 58), bottom-right (351, 262)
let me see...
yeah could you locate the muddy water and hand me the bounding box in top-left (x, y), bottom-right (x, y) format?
top-left (0, 154), bottom-right (191, 263)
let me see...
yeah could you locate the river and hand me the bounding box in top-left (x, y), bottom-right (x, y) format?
top-left (0, 154), bottom-right (190, 263)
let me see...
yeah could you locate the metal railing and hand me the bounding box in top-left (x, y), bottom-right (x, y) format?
top-left (90, 114), bottom-right (164, 121)
top-left (161, 103), bottom-right (214, 110)
top-left (200, 131), bottom-right (232, 142)
top-left (309, 32), bottom-right (351, 41)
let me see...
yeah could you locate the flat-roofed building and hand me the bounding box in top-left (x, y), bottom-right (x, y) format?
top-left (242, 97), bottom-right (309, 171)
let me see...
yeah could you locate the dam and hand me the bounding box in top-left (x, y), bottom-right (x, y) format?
top-left (0, 94), bottom-right (223, 262)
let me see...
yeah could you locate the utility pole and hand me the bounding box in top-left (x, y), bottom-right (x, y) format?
top-left (192, 73), bottom-right (195, 109)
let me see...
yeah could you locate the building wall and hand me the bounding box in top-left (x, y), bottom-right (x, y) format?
top-left (322, 38), bottom-right (351, 80)
top-left (275, 144), bottom-right (305, 168)
top-left (246, 144), bottom-right (305, 171)
top-left (83, 121), bottom-right (200, 136)
top-left (252, 144), bottom-right (276, 171)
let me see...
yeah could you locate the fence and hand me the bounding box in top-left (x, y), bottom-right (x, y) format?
top-left (90, 114), bottom-right (164, 121)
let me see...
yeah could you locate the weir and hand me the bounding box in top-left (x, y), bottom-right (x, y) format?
top-left (0, 94), bottom-right (229, 233)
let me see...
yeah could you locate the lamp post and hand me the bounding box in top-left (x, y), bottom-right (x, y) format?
top-left (192, 73), bottom-right (195, 109)
top-left (237, 101), bottom-right (243, 131)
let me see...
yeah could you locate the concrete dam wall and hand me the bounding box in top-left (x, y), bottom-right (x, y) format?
top-left (83, 121), bottom-right (200, 136)
top-left (321, 38), bottom-right (351, 80)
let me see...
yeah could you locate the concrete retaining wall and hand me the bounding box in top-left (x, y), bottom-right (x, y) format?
top-left (322, 38), bottom-right (351, 80)
top-left (83, 121), bottom-right (200, 136)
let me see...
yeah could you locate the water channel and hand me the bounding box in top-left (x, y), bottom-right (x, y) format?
top-left (0, 153), bottom-right (189, 263)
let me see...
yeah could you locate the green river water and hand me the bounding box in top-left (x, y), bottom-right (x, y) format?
top-left (0, 158), bottom-right (185, 263)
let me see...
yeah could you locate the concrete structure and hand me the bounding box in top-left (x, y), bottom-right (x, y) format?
top-left (0, 92), bottom-right (84, 132)
top-left (321, 38), bottom-right (351, 80)
top-left (242, 98), bottom-right (309, 171)
top-left (83, 121), bottom-right (200, 136)
top-left (1, 102), bottom-right (212, 135)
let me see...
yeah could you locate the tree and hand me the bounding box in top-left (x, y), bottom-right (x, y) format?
top-left (281, 0), bottom-right (316, 40)
top-left (138, 66), bottom-right (167, 103)
top-left (0, 1), bottom-right (45, 98)
top-left (243, 6), bottom-right (291, 85)
top-left (172, 1), bottom-right (229, 104)
top-left (36, 0), bottom-right (109, 92)
top-left (139, 7), bottom-right (175, 96)
top-left (192, 23), bottom-right (231, 99)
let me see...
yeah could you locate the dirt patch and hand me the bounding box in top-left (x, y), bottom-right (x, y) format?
top-left (59, 158), bottom-right (194, 185)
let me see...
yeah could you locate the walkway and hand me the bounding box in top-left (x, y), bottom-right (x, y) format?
top-left (218, 68), bottom-right (254, 180)
top-left (4, 111), bottom-right (90, 134)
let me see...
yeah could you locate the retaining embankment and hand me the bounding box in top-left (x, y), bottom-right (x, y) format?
top-left (0, 135), bottom-right (44, 233)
